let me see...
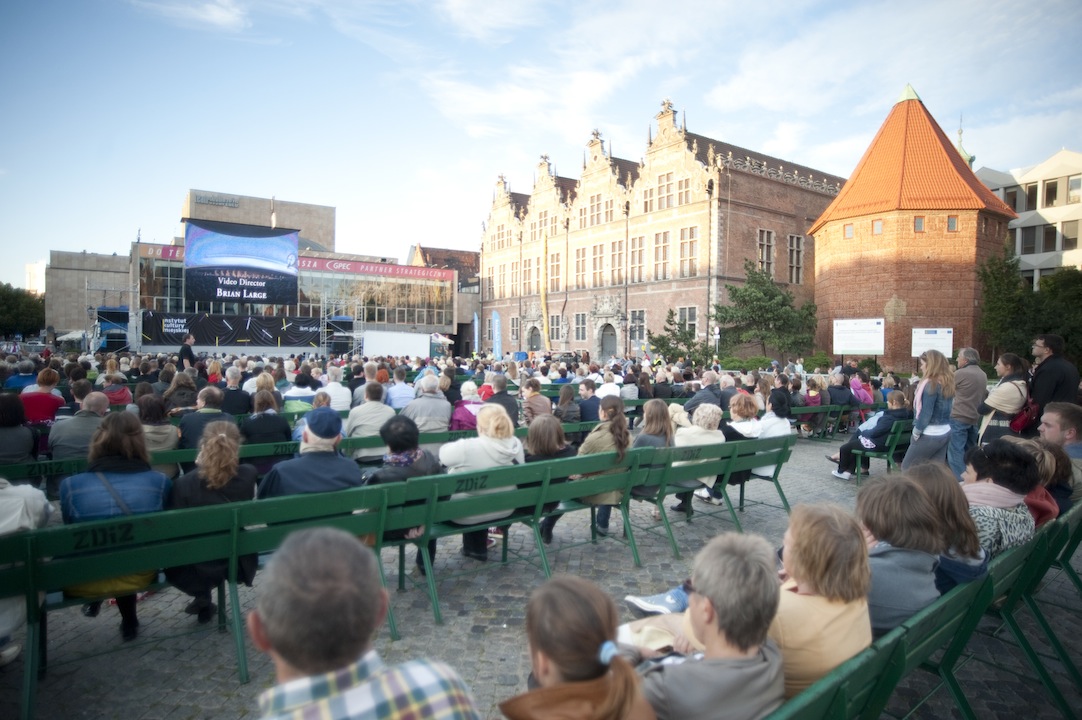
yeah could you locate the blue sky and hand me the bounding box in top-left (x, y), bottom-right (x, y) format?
top-left (1, 0), bottom-right (1079, 291)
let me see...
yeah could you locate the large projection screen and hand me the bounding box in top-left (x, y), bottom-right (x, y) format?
top-left (833, 318), bottom-right (885, 355)
top-left (184, 220), bottom-right (299, 304)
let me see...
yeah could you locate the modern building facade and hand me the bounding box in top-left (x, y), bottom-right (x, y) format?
top-left (976, 150), bottom-right (1082, 289)
top-left (809, 86), bottom-right (1017, 370)
top-left (479, 100), bottom-right (845, 360)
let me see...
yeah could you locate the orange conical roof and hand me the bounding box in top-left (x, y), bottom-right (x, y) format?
top-left (809, 85), bottom-right (1015, 235)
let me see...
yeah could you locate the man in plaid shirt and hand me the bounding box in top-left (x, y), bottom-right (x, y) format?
top-left (249, 527), bottom-right (481, 720)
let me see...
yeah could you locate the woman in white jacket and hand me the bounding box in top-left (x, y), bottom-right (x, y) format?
top-left (439, 404), bottom-right (525, 561)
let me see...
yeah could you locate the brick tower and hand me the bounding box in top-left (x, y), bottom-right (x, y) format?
top-left (809, 85), bottom-right (1016, 371)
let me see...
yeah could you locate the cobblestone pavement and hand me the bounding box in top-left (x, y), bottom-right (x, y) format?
top-left (2, 434), bottom-right (1080, 719)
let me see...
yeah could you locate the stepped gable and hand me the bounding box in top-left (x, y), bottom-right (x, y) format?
top-left (810, 85), bottom-right (1015, 234)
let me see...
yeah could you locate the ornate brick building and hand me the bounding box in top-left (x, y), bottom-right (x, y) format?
top-left (810, 86), bottom-right (1017, 370)
top-left (480, 100), bottom-right (844, 359)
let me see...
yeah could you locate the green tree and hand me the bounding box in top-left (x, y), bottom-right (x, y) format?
top-left (0, 284), bottom-right (45, 339)
top-left (976, 247), bottom-right (1034, 359)
top-left (714, 260), bottom-right (817, 357)
top-left (646, 308), bottom-right (716, 368)
top-left (1033, 267), bottom-right (1082, 362)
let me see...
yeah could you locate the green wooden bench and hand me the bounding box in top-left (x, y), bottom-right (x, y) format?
top-left (0, 484), bottom-right (393, 720)
top-left (764, 626), bottom-right (906, 719)
top-left (696, 435), bottom-right (796, 533)
top-left (793, 404), bottom-right (845, 441)
top-left (870, 571), bottom-right (994, 719)
top-left (380, 450), bottom-right (648, 624)
top-left (629, 442), bottom-right (738, 558)
top-left (970, 526), bottom-right (1078, 718)
top-left (852, 418), bottom-right (914, 486)
top-left (1040, 501), bottom-right (1082, 604)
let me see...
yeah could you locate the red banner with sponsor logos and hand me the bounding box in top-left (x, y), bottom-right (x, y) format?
top-left (138, 244), bottom-right (454, 281)
top-left (296, 257), bottom-right (454, 280)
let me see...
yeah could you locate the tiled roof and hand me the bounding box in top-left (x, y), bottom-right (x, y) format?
top-left (553, 176), bottom-right (579, 204)
top-left (809, 88), bottom-right (1016, 235)
top-left (509, 192), bottom-right (531, 214)
top-left (417, 246), bottom-right (479, 279)
top-left (684, 132), bottom-right (846, 188)
top-left (611, 157), bottom-right (641, 187)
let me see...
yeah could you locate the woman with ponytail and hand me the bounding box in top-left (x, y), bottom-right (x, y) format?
top-left (576, 394), bottom-right (632, 536)
top-left (165, 421), bottom-right (258, 623)
top-left (500, 575), bottom-right (655, 720)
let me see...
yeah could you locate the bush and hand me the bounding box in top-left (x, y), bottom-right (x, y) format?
top-left (742, 356), bottom-right (775, 371)
top-left (803, 351), bottom-right (832, 373)
top-left (717, 356), bottom-right (744, 371)
top-left (858, 357), bottom-right (881, 375)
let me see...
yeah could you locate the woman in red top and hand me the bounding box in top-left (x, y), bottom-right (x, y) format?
top-left (20, 368), bottom-right (65, 426)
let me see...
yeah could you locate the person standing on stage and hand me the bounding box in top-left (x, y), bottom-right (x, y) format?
top-left (178, 333), bottom-right (197, 371)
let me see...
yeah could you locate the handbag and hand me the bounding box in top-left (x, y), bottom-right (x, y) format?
top-left (1008, 383), bottom-right (1039, 433)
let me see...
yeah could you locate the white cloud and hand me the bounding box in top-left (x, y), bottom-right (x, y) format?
top-left (130, 0), bottom-right (251, 32)
top-left (436, 0), bottom-right (548, 42)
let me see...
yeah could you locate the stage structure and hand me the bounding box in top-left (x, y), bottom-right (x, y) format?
top-left (133, 237), bottom-right (457, 355)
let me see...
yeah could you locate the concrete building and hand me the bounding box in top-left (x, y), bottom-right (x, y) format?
top-left (479, 100), bottom-right (845, 360)
top-left (44, 250), bottom-right (133, 338)
top-left (809, 86), bottom-right (1017, 370)
top-left (976, 150), bottom-right (1082, 289)
top-left (183, 189), bottom-right (341, 255)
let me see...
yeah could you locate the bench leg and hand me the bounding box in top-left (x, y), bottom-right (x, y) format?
top-left (657, 501), bottom-right (681, 559)
top-left (717, 486), bottom-right (743, 534)
top-left (620, 506), bottom-right (641, 567)
top-left (22, 613), bottom-right (42, 720)
top-left (374, 561), bottom-right (401, 641)
top-left (226, 581), bottom-right (250, 683)
top-left (1002, 609), bottom-right (1076, 718)
top-left (1024, 594), bottom-right (1082, 689)
top-left (530, 522), bottom-right (552, 578)
top-left (418, 542), bottom-right (442, 625)
top-left (397, 545), bottom-right (406, 591)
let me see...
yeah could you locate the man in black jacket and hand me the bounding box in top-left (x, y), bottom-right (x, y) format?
top-left (361, 415), bottom-right (441, 573)
top-left (1030, 334), bottom-right (1080, 431)
top-left (485, 374), bottom-right (519, 427)
top-left (683, 370), bottom-right (723, 419)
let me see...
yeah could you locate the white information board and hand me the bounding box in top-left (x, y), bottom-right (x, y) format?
top-left (911, 328), bottom-right (954, 358)
top-left (832, 318), bottom-right (885, 355)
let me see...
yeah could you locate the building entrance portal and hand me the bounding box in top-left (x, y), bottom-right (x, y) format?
top-left (599, 323), bottom-right (617, 359)
top-left (528, 327), bottom-right (542, 352)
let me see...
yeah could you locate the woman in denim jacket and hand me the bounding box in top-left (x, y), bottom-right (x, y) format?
top-left (60, 411), bottom-right (171, 641)
top-left (901, 349), bottom-right (955, 469)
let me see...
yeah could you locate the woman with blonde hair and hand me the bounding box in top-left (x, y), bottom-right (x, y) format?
top-left (622, 504), bottom-right (871, 699)
top-left (670, 402), bottom-right (726, 513)
top-left (500, 576), bottom-right (655, 720)
top-left (205, 359), bottom-right (224, 386)
top-left (440, 403), bottom-right (525, 561)
top-left (901, 349), bottom-right (956, 469)
top-left (165, 421), bottom-right (258, 622)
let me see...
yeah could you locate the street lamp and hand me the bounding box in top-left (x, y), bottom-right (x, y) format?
top-left (712, 326), bottom-right (721, 355)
